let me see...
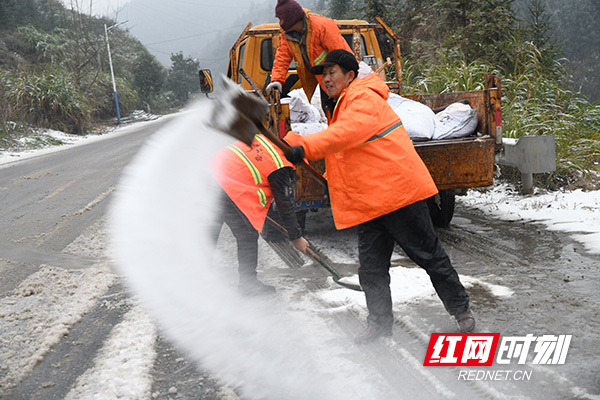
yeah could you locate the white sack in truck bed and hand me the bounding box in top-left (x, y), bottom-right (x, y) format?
top-left (387, 93), bottom-right (436, 141)
top-left (285, 88), bottom-right (478, 141)
top-left (387, 93), bottom-right (478, 141)
top-left (432, 102), bottom-right (478, 140)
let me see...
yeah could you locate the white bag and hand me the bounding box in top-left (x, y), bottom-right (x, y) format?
top-left (283, 89), bottom-right (323, 124)
top-left (387, 93), bottom-right (435, 140)
top-left (432, 102), bottom-right (478, 140)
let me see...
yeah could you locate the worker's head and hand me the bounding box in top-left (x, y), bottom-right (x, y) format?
top-left (310, 49), bottom-right (359, 99)
top-left (275, 0), bottom-right (304, 32)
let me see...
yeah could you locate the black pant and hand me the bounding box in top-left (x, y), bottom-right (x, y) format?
top-left (210, 191), bottom-right (259, 283)
top-left (357, 200), bottom-right (470, 329)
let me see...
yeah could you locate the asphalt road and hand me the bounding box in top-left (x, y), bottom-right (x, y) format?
top-left (0, 116), bottom-right (598, 399)
top-left (0, 118), bottom-right (227, 399)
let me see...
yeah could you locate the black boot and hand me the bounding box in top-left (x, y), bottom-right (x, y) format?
top-left (455, 309), bottom-right (476, 332)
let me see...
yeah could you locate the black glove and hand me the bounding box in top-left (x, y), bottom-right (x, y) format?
top-left (286, 146), bottom-right (305, 165)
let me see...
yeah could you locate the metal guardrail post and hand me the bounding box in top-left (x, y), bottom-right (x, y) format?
top-left (495, 135), bottom-right (557, 194)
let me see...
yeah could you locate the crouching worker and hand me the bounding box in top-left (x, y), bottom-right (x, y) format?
top-left (210, 134), bottom-right (309, 296)
top-left (284, 49), bottom-right (475, 342)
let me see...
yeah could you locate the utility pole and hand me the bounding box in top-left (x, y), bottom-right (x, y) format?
top-left (104, 21), bottom-right (128, 124)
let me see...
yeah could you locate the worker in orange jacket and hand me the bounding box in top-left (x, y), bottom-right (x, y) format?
top-left (211, 134), bottom-right (308, 296)
top-left (284, 49), bottom-right (474, 342)
top-left (266, 0), bottom-right (352, 117)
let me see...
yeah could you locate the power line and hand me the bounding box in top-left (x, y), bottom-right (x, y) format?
top-left (163, 0), bottom-right (251, 9)
top-left (145, 24), bottom-right (246, 46)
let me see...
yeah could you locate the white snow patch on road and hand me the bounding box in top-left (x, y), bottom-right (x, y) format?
top-left (65, 305), bottom-right (157, 400)
top-left (315, 266), bottom-right (514, 322)
top-left (461, 276), bottom-right (515, 297)
top-left (0, 264), bottom-right (117, 389)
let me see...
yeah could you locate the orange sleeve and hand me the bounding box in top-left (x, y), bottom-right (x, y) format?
top-left (271, 35), bottom-right (294, 84)
top-left (296, 91), bottom-right (389, 160)
top-left (321, 17), bottom-right (352, 53)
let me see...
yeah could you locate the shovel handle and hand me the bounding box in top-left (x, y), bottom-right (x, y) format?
top-left (375, 57), bottom-right (392, 74)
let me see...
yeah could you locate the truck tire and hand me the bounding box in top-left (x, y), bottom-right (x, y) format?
top-left (426, 189), bottom-right (455, 228)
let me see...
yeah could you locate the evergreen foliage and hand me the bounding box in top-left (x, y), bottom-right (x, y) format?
top-left (0, 0), bottom-right (178, 139)
top-left (166, 52), bottom-right (202, 107)
top-left (1, 67), bottom-right (90, 134)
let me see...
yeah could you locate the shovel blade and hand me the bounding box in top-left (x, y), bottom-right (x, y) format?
top-left (210, 107), bottom-right (258, 147)
top-left (208, 76), bottom-right (269, 147)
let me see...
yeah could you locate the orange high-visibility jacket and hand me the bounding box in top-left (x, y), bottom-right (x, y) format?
top-left (285, 73), bottom-right (439, 229)
top-left (271, 10), bottom-right (352, 101)
top-left (212, 134), bottom-right (294, 232)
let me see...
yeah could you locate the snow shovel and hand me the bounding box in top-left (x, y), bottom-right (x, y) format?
top-left (266, 216), bottom-right (362, 292)
top-left (210, 77), bottom-right (328, 189)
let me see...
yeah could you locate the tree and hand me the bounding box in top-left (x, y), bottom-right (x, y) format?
top-left (524, 0), bottom-right (560, 75)
top-left (167, 52), bottom-right (201, 106)
top-left (329, 0), bottom-right (353, 19)
top-left (394, 0), bottom-right (517, 69)
top-left (545, 0), bottom-right (600, 100)
top-left (132, 50), bottom-right (166, 108)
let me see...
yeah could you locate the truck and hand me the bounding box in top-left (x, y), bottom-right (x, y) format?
top-left (201, 18), bottom-right (505, 228)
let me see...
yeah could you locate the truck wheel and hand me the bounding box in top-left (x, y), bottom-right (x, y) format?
top-left (426, 189), bottom-right (455, 228)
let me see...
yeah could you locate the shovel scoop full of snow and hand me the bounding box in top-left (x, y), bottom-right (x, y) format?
top-left (209, 76), bottom-right (269, 146)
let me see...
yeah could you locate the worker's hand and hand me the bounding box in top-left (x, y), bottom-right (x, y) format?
top-left (286, 145), bottom-right (305, 165)
top-left (292, 237), bottom-right (309, 254)
top-left (266, 81), bottom-right (282, 94)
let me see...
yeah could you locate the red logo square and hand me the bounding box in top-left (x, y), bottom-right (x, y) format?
top-left (424, 333), bottom-right (501, 366)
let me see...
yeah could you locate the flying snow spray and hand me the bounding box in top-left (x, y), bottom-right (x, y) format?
top-left (109, 98), bottom-right (346, 400)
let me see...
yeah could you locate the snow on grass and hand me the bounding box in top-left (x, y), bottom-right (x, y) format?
top-left (460, 184), bottom-right (600, 254)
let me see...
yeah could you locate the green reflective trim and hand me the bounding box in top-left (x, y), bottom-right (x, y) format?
top-left (228, 144), bottom-right (262, 185)
top-left (255, 135), bottom-right (285, 169)
top-left (257, 189), bottom-right (267, 206)
top-left (361, 121), bottom-right (404, 145)
top-left (314, 50), bottom-right (328, 65)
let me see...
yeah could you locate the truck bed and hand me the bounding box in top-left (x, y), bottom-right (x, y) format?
top-left (406, 88), bottom-right (498, 190)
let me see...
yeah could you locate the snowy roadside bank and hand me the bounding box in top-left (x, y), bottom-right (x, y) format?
top-left (0, 112), bottom-right (176, 168)
top-left (459, 184), bottom-right (600, 255)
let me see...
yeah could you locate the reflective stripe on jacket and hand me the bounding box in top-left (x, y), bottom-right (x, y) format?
top-left (212, 134), bottom-right (294, 232)
top-left (271, 10), bottom-right (352, 101)
top-left (285, 73), bottom-right (439, 229)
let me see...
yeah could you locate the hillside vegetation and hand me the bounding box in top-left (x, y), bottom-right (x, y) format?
top-left (0, 0), bottom-right (200, 142)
